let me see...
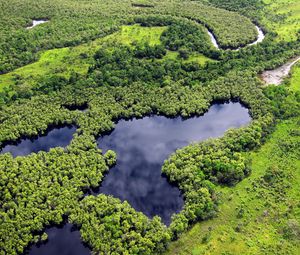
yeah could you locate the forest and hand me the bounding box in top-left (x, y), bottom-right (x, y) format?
top-left (0, 0), bottom-right (299, 255)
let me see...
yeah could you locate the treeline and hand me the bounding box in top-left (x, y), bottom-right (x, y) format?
top-left (0, 0), bottom-right (258, 73)
top-left (163, 1), bottom-right (258, 49)
top-left (1, 71), bottom-right (298, 254)
top-left (1, 18), bottom-right (300, 107)
top-left (70, 195), bottom-right (170, 254)
top-left (1, 1), bottom-right (300, 254)
top-left (133, 16), bottom-right (219, 59)
top-left (0, 66), bottom-right (275, 254)
top-left (87, 34), bottom-right (300, 89)
top-left (207, 0), bottom-right (265, 18)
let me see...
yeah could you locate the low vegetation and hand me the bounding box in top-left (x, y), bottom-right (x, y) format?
top-left (165, 115), bottom-right (300, 254)
top-left (0, 0), bottom-right (258, 74)
top-left (0, 0), bottom-right (299, 254)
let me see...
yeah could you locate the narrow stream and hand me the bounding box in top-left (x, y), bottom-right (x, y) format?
top-left (26, 20), bottom-right (49, 29)
top-left (208, 25), bottom-right (265, 50)
top-left (207, 29), bottom-right (219, 49)
top-left (261, 56), bottom-right (300, 85)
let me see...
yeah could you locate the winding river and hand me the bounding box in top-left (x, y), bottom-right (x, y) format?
top-left (261, 56), bottom-right (300, 85)
top-left (208, 25), bottom-right (265, 50)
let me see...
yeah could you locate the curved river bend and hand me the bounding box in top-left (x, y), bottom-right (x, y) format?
top-left (12, 102), bottom-right (251, 255)
top-left (208, 25), bottom-right (265, 50)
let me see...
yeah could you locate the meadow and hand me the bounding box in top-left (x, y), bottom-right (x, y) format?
top-left (263, 0), bottom-right (300, 41)
top-left (0, 25), bottom-right (168, 91)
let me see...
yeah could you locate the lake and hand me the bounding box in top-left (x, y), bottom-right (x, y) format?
top-left (91, 102), bottom-right (251, 225)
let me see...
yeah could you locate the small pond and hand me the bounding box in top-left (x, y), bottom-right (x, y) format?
top-left (25, 224), bottom-right (90, 255)
top-left (0, 125), bottom-right (76, 157)
top-left (90, 102), bottom-right (251, 225)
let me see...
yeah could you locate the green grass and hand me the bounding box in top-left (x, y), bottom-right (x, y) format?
top-left (163, 51), bottom-right (215, 65)
top-left (166, 55), bottom-right (300, 254)
top-left (263, 0), bottom-right (300, 41)
top-left (116, 24), bottom-right (166, 46)
top-left (0, 24), bottom-right (215, 92)
top-left (184, 53), bottom-right (215, 66)
top-left (0, 25), bottom-right (167, 91)
top-left (289, 63), bottom-right (300, 92)
top-left (0, 47), bottom-right (91, 90)
top-left (165, 117), bottom-right (300, 255)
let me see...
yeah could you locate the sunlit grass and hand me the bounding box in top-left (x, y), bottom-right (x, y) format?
top-left (263, 0), bottom-right (300, 41)
top-left (165, 60), bottom-right (300, 255)
top-left (0, 25), bottom-right (167, 91)
top-left (163, 51), bottom-right (215, 66)
top-left (289, 63), bottom-right (300, 92)
top-left (0, 24), bottom-right (216, 92)
top-left (166, 116), bottom-right (300, 255)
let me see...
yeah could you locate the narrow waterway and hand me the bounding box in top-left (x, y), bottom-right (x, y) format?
top-left (208, 25), bottom-right (265, 50)
top-left (26, 19), bottom-right (49, 29)
top-left (261, 56), bottom-right (300, 85)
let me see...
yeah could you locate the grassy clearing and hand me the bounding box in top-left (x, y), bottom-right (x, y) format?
top-left (263, 0), bottom-right (300, 41)
top-left (0, 25), bottom-right (167, 91)
top-left (163, 51), bottom-right (215, 66)
top-left (184, 53), bottom-right (215, 66)
top-left (166, 116), bottom-right (300, 255)
top-left (289, 63), bottom-right (300, 92)
top-left (166, 51), bottom-right (300, 254)
top-left (0, 24), bottom-right (215, 92)
top-left (116, 24), bottom-right (166, 46)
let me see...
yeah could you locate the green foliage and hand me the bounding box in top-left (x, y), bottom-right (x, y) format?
top-left (69, 195), bottom-right (170, 254)
top-left (166, 116), bottom-right (300, 255)
top-left (0, 0), bottom-right (258, 74)
top-left (0, 0), bottom-right (300, 254)
top-left (0, 147), bottom-right (109, 255)
top-left (263, 85), bottom-right (300, 119)
top-left (0, 68), bottom-right (273, 254)
top-left (208, 0), bottom-right (265, 18)
top-left (104, 150), bottom-right (117, 167)
top-left (283, 219), bottom-right (300, 240)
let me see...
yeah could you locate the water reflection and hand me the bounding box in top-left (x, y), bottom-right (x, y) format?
top-left (92, 102), bottom-right (251, 225)
top-left (0, 126), bottom-right (76, 157)
top-left (26, 224), bottom-right (90, 255)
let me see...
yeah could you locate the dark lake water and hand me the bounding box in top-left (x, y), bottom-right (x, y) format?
top-left (0, 125), bottom-right (76, 157)
top-left (25, 224), bottom-right (90, 255)
top-left (22, 102), bottom-right (250, 255)
top-left (91, 102), bottom-right (251, 225)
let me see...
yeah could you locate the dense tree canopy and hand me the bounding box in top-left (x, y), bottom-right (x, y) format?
top-left (0, 0), bottom-right (300, 254)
